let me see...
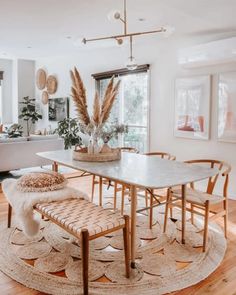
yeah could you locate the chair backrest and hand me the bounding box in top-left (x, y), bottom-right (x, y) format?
top-left (185, 159), bottom-right (231, 197)
top-left (145, 152), bottom-right (176, 161)
top-left (120, 147), bottom-right (139, 153)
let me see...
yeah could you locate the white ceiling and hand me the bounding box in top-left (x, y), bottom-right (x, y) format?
top-left (0, 0), bottom-right (236, 59)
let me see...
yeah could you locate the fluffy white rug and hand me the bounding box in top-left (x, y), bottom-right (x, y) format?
top-left (2, 179), bottom-right (88, 237)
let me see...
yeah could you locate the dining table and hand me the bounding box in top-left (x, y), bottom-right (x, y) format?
top-left (37, 150), bottom-right (218, 268)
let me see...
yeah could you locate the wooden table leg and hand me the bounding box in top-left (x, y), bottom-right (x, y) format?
top-left (130, 185), bottom-right (137, 268)
top-left (52, 161), bottom-right (58, 172)
top-left (99, 177), bottom-right (102, 206)
top-left (181, 184), bottom-right (186, 244)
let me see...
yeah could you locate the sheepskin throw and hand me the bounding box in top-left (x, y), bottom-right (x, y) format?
top-left (17, 172), bottom-right (67, 192)
top-left (2, 178), bottom-right (88, 237)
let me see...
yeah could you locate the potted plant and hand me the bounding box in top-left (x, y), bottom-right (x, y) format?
top-left (18, 96), bottom-right (42, 136)
top-left (55, 118), bottom-right (82, 149)
top-left (6, 124), bottom-right (23, 138)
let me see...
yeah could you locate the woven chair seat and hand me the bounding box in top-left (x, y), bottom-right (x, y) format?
top-left (35, 198), bottom-right (125, 238)
top-left (171, 187), bottom-right (224, 205)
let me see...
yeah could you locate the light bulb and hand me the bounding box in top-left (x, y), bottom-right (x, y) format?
top-left (126, 57), bottom-right (138, 71)
top-left (107, 10), bottom-right (121, 22)
top-left (162, 25), bottom-right (175, 37)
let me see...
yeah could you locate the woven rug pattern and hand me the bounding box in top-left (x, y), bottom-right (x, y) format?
top-left (0, 208), bottom-right (226, 295)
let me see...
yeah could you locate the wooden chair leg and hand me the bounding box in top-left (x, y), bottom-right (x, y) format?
top-left (91, 175), bottom-right (95, 202)
top-left (99, 177), bottom-right (102, 206)
top-left (121, 185), bottom-right (125, 215)
top-left (190, 204), bottom-right (194, 225)
top-left (223, 198), bottom-right (228, 239)
top-left (149, 190), bottom-right (153, 229)
top-left (145, 190), bottom-right (148, 208)
top-left (113, 182), bottom-right (118, 210)
top-left (81, 229), bottom-right (89, 295)
top-left (203, 200), bottom-right (209, 252)
top-left (123, 215), bottom-right (130, 278)
top-left (7, 203), bottom-right (12, 228)
top-left (163, 190), bottom-right (170, 233)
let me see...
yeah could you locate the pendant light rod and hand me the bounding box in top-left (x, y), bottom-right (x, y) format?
top-left (129, 35), bottom-right (133, 58)
top-left (124, 0), bottom-right (127, 35)
top-left (82, 27), bottom-right (165, 44)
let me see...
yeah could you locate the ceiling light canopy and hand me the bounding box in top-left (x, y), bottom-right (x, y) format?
top-left (82, 0), bottom-right (175, 70)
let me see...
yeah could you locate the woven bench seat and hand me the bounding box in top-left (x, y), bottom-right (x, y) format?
top-left (33, 197), bottom-right (130, 295)
top-left (35, 198), bottom-right (125, 239)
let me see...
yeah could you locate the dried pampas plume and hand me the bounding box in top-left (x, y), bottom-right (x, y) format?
top-left (92, 92), bottom-right (100, 126)
top-left (100, 79), bottom-right (121, 124)
top-left (70, 68), bottom-right (120, 126)
top-left (70, 67), bottom-right (90, 125)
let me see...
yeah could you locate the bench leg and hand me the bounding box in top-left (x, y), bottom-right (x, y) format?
top-left (81, 229), bottom-right (89, 295)
top-left (123, 215), bottom-right (130, 278)
top-left (7, 203), bottom-right (12, 228)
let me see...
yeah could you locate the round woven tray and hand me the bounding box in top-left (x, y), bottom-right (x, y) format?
top-left (73, 149), bottom-right (121, 162)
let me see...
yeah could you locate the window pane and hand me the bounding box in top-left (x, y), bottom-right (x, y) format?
top-left (123, 127), bottom-right (147, 153)
top-left (97, 70), bottom-right (149, 153)
top-left (123, 73), bottom-right (148, 126)
top-left (99, 78), bottom-right (119, 124)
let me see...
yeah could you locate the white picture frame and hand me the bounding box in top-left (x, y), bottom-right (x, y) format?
top-left (218, 72), bottom-right (236, 143)
top-left (174, 75), bottom-right (211, 140)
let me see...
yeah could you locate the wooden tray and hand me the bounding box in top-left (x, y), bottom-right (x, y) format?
top-left (73, 149), bottom-right (121, 162)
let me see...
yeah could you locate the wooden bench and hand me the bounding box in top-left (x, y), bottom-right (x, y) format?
top-left (34, 198), bottom-right (130, 295)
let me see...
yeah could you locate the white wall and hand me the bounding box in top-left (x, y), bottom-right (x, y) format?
top-left (35, 38), bottom-right (236, 198)
top-left (0, 59), bottom-right (14, 123)
top-left (18, 59), bottom-right (36, 134)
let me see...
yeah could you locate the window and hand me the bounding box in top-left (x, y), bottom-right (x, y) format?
top-left (94, 65), bottom-right (150, 153)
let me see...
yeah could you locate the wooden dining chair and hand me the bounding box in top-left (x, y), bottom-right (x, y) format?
top-left (163, 159), bottom-right (231, 252)
top-left (120, 151), bottom-right (176, 222)
top-left (91, 147), bottom-right (139, 208)
top-left (141, 152), bottom-right (176, 228)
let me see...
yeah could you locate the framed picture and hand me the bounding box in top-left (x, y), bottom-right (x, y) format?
top-left (218, 72), bottom-right (236, 143)
top-left (174, 75), bottom-right (211, 140)
top-left (48, 97), bottom-right (69, 121)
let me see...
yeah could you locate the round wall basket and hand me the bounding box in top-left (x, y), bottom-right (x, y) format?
top-left (41, 91), bottom-right (49, 105)
top-left (36, 69), bottom-right (47, 90)
top-left (46, 75), bottom-right (57, 95)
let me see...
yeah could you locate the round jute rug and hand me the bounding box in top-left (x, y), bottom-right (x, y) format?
top-left (0, 214), bottom-right (226, 295)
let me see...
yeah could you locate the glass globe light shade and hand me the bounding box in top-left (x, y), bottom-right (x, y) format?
top-left (126, 57), bottom-right (138, 71)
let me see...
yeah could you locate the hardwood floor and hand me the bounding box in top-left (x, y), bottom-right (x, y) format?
top-left (1, 175), bottom-right (236, 295)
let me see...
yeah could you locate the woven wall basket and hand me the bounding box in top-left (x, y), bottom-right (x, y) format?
top-left (36, 69), bottom-right (47, 90)
top-left (73, 149), bottom-right (121, 162)
top-left (46, 75), bottom-right (58, 94)
top-left (42, 91), bottom-right (49, 105)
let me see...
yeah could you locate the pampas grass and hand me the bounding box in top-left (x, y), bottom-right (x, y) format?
top-left (70, 68), bottom-right (120, 127)
top-left (70, 68), bottom-right (90, 125)
top-left (93, 92), bottom-right (100, 127)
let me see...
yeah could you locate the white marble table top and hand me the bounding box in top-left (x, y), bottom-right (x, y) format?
top-left (37, 150), bottom-right (218, 189)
